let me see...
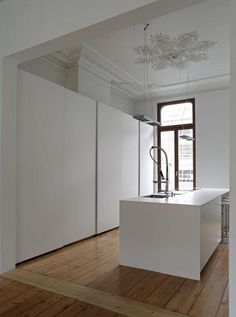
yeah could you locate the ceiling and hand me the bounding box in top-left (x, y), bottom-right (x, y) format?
top-left (21, 0), bottom-right (230, 100)
top-left (82, 0), bottom-right (230, 98)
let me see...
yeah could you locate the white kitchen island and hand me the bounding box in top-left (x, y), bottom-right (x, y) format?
top-left (120, 188), bottom-right (229, 280)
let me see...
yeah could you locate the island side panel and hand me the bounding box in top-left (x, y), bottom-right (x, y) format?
top-left (120, 201), bottom-right (201, 280)
top-left (200, 196), bottom-right (222, 270)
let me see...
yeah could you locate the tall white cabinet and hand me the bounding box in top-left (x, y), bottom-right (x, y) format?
top-left (140, 122), bottom-right (154, 196)
top-left (97, 103), bottom-right (139, 234)
top-left (17, 71), bottom-right (65, 262)
top-left (16, 70), bottom-right (153, 262)
top-left (63, 91), bottom-right (96, 245)
top-left (97, 103), bottom-right (122, 233)
top-left (121, 112), bottom-right (139, 199)
top-left (17, 71), bottom-right (96, 262)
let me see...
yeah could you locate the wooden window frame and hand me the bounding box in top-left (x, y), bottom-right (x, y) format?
top-left (157, 98), bottom-right (196, 191)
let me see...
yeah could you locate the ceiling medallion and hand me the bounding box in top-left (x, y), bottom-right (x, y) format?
top-left (134, 30), bottom-right (216, 70)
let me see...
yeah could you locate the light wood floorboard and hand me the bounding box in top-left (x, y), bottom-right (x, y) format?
top-left (1, 229), bottom-right (228, 317)
top-left (4, 269), bottom-right (187, 317)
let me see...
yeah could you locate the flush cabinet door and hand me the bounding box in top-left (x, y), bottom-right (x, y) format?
top-left (97, 104), bottom-right (139, 234)
top-left (16, 70), bottom-right (64, 262)
top-left (97, 103), bottom-right (122, 233)
top-left (140, 122), bottom-right (154, 196)
top-left (121, 112), bottom-right (139, 199)
top-left (17, 70), bottom-right (97, 263)
top-left (64, 91), bottom-right (96, 245)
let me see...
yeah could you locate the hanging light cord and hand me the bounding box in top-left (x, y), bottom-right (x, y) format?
top-left (143, 23), bottom-right (150, 105)
top-left (180, 67), bottom-right (190, 132)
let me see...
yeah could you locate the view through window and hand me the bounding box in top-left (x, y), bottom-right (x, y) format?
top-left (157, 99), bottom-right (196, 191)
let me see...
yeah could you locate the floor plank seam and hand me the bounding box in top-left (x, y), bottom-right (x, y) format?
top-left (214, 279), bottom-right (229, 317)
top-left (186, 248), bottom-right (226, 315)
top-left (3, 269), bottom-right (190, 317)
top-left (164, 278), bottom-right (186, 309)
top-left (117, 270), bottom-right (152, 298)
top-left (141, 274), bottom-right (169, 303)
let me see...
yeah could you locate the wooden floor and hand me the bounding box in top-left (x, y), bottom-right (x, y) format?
top-left (1, 229), bottom-right (229, 317)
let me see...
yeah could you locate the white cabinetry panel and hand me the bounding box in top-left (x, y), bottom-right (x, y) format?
top-left (64, 91), bottom-right (96, 245)
top-left (121, 113), bottom-right (139, 199)
top-left (200, 196), bottom-right (222, 270)
top-left (16, 70), bottom-right (64, 262)
top-left (97, 103), bottom-right (122, 233)
top-left (97, 104), bottom-right (139, 234)
top-left (140, 122), bottom-right (154, 196)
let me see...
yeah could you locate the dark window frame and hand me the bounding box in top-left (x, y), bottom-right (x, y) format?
top-left (157, 98), bottom-right (196, 191)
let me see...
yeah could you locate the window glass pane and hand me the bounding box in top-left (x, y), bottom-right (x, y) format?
top-left (160, 131), bottom-right (175, 191)
top-left (178, 129), bottom-right (194, 190)
top-left (161, 102), bottom-right (193, 126)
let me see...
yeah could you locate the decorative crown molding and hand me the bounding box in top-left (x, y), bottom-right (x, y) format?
top-left (42, 43), bottom-right (142, 98)
top-left (136, 73), bottom-right (230, 100)
top-left (24, 43), bottom-right (229, 101)
top-left (78, 43), bottom-right (142, 98)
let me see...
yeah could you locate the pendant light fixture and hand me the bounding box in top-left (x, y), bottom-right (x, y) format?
top-left (134, 30), bottom-right (216, 71)
top-left (133, 23), bottom-right (161, 127)
top-left (179, 69), bottom-right (195, 142)
top-left (133, 26), bottom-right (215, 135)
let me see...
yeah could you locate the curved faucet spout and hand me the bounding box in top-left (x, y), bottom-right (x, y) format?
top-left (149, 146), bottom-right (172, 197)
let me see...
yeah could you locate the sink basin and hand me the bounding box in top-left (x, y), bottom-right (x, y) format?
top-left (144, 190), bottom-right (191, 199)
top-left (173, 191), bottom-right (187, 195)
top-left (144, 194), bottom-right (167, 199)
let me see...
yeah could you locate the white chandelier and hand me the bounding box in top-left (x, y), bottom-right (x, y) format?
top-left (134, 30), bottom-right (216, 70)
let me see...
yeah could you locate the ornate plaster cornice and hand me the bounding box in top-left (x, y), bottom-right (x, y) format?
top-left (136, 73), bottom-right (230, 100)
top-left (35, 44), bottom-right (229, 101)
top-left (43, 43), bottom-right (142, 98)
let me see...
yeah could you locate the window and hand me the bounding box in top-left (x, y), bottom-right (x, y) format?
top-left (161, 102), bottom-right (193, 126)
top-left (157, 99), bottom-right (196, 191)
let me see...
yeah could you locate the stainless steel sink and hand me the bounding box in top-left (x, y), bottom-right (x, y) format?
top-left (173, 191), bottom-right (187, 195)
top-left (144, 194), bottom-right (168, 199)
top-left (144, 190), bottom-right (194, 199)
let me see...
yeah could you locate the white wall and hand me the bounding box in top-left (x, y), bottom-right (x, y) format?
top-left (196, 89), bottom-right (230, 188)
top-left (230, 0), bottom-right (236, 315)
top-left (135, 88), bottom-right (230, 189)
top-left (0, 0), bottom-right (158, 59)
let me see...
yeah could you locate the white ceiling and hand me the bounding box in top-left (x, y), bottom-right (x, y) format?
top-left (21, 0), bottom-right (230, 100)
top-left (83, 0), bottom-right (230, 97)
